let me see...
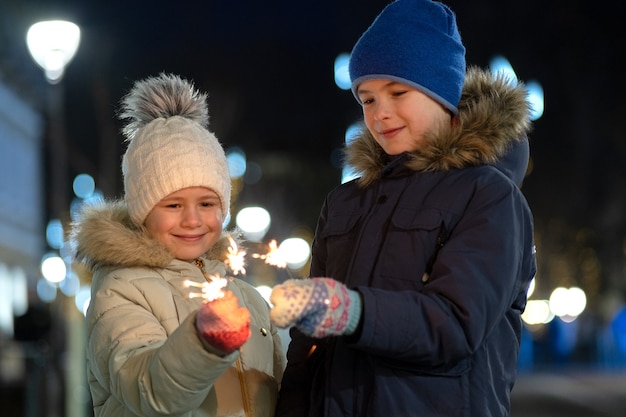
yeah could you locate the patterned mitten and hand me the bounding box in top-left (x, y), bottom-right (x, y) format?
top-left (196, 290), bottom-right (251, 355)
top-left (269, 278), bottom-right (362, 338)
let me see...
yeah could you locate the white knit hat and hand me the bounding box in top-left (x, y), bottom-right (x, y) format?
top-left (119, 73), bottom-right (231, 225)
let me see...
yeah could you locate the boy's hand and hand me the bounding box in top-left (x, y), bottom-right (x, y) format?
top-left (269, 278), bottom-right (362, 338)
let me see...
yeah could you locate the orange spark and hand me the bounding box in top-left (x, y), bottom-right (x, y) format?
top-left (225, 235), bottom-right (247, 275)
top-left (252, 239), bottom-right (287, 269)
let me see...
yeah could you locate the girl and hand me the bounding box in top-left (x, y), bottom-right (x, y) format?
top-left (72, 73), bottom-right (285, 417)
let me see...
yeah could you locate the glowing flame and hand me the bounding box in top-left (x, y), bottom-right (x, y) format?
top-left (186, 235), bottom-right (290, 301)
top-left (225, 235), bottom-right (247, 275)
top-left (184, 277), bottom-right (228, 302)
top-left (252, 239), bottom-right (287, 269)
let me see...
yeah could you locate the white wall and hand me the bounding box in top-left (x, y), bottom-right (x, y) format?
top-left (0, 79), bottom-right (45, 336)
top-left (0, 81), bottom-right (44, 281)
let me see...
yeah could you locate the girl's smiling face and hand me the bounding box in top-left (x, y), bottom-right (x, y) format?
top-left (357, 79), bottom-right (451, 155)
top-left (144, 186), bottom-right (224, 262)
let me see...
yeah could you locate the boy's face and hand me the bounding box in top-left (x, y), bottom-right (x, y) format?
top-left (144, 186), bottom-right (223, 262)
top-left (356, 79), bottom-right (451, 155)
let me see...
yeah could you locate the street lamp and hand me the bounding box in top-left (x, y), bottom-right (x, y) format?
top-left (26, 20), bottom-right (80, 221)
top-left (26, 20), bottom-right (80, 85)
top-left (26, 19), bottom-right (84, 417)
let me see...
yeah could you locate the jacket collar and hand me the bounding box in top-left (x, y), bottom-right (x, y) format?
top-left (71, 200), bottom-right (235, 272)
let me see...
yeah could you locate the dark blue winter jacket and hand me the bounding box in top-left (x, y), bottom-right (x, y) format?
top-left (275, 68), bottom-right (536, 417)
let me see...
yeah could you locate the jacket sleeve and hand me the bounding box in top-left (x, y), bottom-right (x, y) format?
top-left (352, 176), bottom-right (535, 366)
top-left (87, 271), bottom-right (237, 416)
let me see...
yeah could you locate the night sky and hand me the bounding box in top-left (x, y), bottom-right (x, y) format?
top-left (2, 0), bottom-right (626, 304)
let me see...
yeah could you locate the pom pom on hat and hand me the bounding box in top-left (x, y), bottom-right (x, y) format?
top-left (119, 73), bottom-right (231, 225)
top-left (349, 0), bottom-right (466, 114)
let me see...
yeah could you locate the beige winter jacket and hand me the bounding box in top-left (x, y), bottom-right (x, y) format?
top-left (72, 201), bottom-right (286, 417)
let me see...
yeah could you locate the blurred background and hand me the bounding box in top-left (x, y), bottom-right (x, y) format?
top-left (0, 0), bottom-right (625, 416)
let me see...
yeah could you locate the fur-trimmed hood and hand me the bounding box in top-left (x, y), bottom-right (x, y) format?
top-left (345, 66), bottom-right (532, 187)
top-left (71, 200), bottom-right (237, 272)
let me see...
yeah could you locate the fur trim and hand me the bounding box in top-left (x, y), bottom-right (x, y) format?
top-left (345, 66), bottom-right (532, 187)
top-left (70, 200), bottom-right (241, 272)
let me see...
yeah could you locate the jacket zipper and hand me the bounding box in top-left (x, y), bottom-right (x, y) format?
top-left (235, 357), bottom-right (251, 417)
top-left (194, 258), bottom-right (212, 283)
top-left (194, 258), bottom-right (251, 417)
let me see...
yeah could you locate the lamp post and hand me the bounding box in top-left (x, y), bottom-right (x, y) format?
top-left (26, 20), bottom-right (80, 220)
top-left (26, 20), bottom-right (83, 417)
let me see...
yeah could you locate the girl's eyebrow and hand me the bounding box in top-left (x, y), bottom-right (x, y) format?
top-left (200, 194), bottom-right (220, 200)
top-left (161, 192), bottom-right (220, 203)
top-left (161, 196), bottom-right (183, 203)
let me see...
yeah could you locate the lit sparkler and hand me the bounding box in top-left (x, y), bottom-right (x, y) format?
top-left (186, 235), bottom-right (292, 302)
top-left (251, 239), bottom-right (287, 269)
top-left (184, 276), bottom-right (228, 302)
top-left (224, 235), bottom-right (247, 275)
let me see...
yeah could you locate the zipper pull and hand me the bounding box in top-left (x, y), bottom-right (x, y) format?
top-left (194, 258), bottom-right (205, 271)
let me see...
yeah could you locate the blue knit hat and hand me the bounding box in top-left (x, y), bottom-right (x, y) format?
top-left (349, 0), bottom-right (466, 114)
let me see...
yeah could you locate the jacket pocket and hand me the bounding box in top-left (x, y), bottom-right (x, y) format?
top-left (367, 357), bottom-right (471, 417)
top-left (320, 211), bottom-right (362, 238)
top-left (318, 212), bottom-right (362, 268)
top-left (379, 207), bottom-right (445, 288)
